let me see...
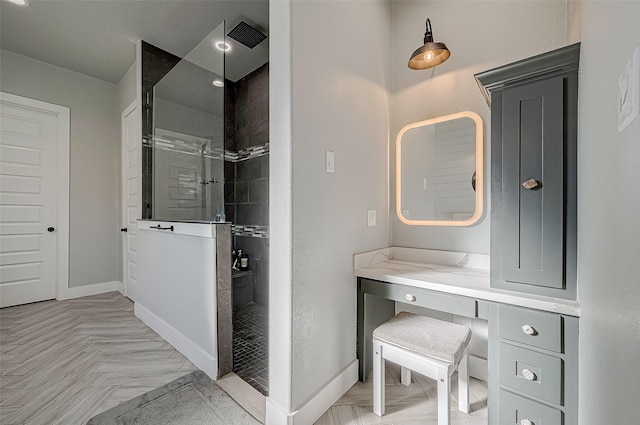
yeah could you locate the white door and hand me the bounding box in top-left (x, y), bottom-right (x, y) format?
top-left (121, 101), bottom-right (141, 301)
top-left (0, 92), bottom-right (70, 308)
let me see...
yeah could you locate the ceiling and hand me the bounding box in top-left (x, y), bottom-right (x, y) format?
top-left (0, 0), bottom-right (269, 84)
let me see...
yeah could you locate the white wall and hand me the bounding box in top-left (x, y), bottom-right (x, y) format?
top-left (269, 0), bottom-right (391, 419)
top-left (390, 1), bottom-right (569, 254)
top-left (1, 49), bottom-right (120, 288)
top-left (117, 63), bottom-right (136, 115)
top-left (577, 2), bottom-right (640, 423)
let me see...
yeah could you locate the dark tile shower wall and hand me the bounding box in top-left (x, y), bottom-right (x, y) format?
top-left (225, 63), bottom-right (269, 307)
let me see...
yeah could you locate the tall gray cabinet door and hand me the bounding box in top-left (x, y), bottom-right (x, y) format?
top-left (501, 77), bottom-right (565, 289)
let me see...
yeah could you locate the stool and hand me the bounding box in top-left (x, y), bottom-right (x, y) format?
top-left (372, 311), bottom-right (472, 425)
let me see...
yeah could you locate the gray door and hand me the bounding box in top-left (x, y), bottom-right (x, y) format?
top-left (501, 77), bottom-right (565, 289)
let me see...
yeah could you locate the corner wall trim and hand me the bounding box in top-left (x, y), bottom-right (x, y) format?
top-left (58, 281), bottom-right (121, 300)
top-left (134, 302), bottom-right (217, 379)
top-left (266, 360), bottom-right (358, 425)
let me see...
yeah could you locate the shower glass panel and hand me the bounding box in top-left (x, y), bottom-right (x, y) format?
top-left (152, 21), bottom-right (225, 222)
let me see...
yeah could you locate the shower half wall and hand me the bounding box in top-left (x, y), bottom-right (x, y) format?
top-left (140, 38), bottom-right (269, 395)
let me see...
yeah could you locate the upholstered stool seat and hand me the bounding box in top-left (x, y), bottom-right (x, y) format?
top-left (372, 311), bottom-right (472, 425)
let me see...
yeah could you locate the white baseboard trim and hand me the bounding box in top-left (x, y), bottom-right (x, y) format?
top-left (117, 281), bottom-right (124, 294)
top-left (469, 354), bottom-right (488, 382)
top-left (266, 399), bottom-right (294, 425)
top-left (134, 302), bottom-right (217, 379)
top-left (58, 281), bottom-right (121, 300)
top-left (266, 360), bottom-right (358, 425)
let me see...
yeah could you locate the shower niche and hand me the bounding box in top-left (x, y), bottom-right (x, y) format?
top-left (141, 19), bottom-right (270, 396)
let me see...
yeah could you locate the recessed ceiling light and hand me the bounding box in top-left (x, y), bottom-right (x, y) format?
top-left (214, 41), bottom-right (231, 52)
top-left (212, 80), bottom-right (224, 88)
top-left (5, 0), bottom-right (29, 6)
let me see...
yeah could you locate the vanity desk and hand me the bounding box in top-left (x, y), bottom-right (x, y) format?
top-left (355, 247), bottom-right (580, 425)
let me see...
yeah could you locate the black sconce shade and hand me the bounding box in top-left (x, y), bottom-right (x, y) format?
top-left (408, 19), bottom-right (450, 70)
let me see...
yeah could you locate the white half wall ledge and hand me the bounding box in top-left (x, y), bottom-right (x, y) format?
top-left (266, 360), bottom-right (358, 425)
top-left (58, 280), bottom-right (121, 300)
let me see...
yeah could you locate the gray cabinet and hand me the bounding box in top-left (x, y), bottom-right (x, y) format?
top-left (489, 304), bottom-right (579, 425)
top-left (475, 43), bottom-right (580, 299)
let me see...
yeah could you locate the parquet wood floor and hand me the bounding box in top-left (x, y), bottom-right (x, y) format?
top-left (0, 292), bottom-right (197, 425)
top-left (316, 362), bottom-right (488, 425)
top-left (0, 291), bottom-right (487, 425)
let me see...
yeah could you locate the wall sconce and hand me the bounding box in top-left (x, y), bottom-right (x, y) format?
top-left (408, 19), bottom-right (450, 70)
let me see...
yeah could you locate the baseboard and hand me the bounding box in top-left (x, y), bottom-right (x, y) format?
top-left (58, 281), bottom-right (121, 300)
top-left (266, 360), bottom-right (358, 425)
top-left (469, 354), bottom-right (488, 382)
top-left (265, 399), bottom-right (294, 425)
top-left (134, 302), bottom-right (218, 379)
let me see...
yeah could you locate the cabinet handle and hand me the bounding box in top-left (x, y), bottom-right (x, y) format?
top-left (522, 178), bottom-right (540, 190)
top-left (520, 420), bottom-right (534, 425)
top-left (521, 324), bottom-right (537, 335)
top-left (522, 368), bottom-right (537, 381)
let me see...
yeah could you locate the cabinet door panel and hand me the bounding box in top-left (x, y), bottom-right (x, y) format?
top-left (502, 77), bottom-right (565, 289)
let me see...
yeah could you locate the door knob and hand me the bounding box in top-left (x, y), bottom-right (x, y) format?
top-left (47, 227), bottom-right (55, 232)
top-left (121, 228), bottom-right (128, 232)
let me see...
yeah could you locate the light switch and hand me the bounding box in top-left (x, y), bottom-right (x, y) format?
top-left (367, 210), bottom-right (376, 227)
top-left (325, 150), bottom-right (335, 173)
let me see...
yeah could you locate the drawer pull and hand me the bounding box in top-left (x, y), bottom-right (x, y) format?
top-left (520, 420), bottom-right (534, 425)
top-left (521, 324), bottom-right (538, 336)
top-left (405, 294), bottom-right (416, 302)
top-left (522, 368), bottom-right (537, 381)
top-left (522, 178), bottom-right (541, 190)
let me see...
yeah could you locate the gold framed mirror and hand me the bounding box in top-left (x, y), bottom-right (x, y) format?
top-left (396, 111), bottom-right (483, 226)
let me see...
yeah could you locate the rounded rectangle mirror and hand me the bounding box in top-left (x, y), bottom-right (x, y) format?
top-left (396, 111), bottom-right (483, 226)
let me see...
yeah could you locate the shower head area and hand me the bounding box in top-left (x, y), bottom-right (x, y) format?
top-left (140, 17), bottom-right (270, 396)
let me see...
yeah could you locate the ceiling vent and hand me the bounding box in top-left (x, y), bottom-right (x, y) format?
top-left (227, 21), bottom-right (267, 49)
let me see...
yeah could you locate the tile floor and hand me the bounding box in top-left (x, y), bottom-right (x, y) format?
top-left (315, 362), bottom-right (488, 425)
top-left (0, 292), bottom-right (197, 425)
top-left (233, 302), bottom-right (269, 395)
top-left (0, 292), bottom-right (487, 425)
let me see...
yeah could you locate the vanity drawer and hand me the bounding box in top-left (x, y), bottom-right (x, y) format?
top-left (500, 389), bottom-right (562, 425)
top-left (500, 342), bottom-right (562, 405)
top-left (360, 279), bottom-right (476, 317)
top-left (499, 305), bottom-right (562, 352)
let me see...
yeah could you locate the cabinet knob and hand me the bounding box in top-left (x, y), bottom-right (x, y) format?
top-left (522, 368), bottom-right (537, 381)
top-left (405, 294), bottom-right (416, 302)
top-left (522, 178), bottom-right (541, 190)
top-left (521, 324), bottom-right (537, 335)
top-left (520, 420), bottom-right (534, 425)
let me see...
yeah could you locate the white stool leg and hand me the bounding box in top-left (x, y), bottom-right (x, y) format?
top-left (400, 366), bottom-right (412, 386)
top-left (457, 350), bottom-right (469, 414)
top-left (373, 340), bottom-right (385, 416)
top-left (437, 371), bottom-right (451, 425)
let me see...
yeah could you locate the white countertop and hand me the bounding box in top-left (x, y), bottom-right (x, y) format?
top-left (354, 247), bottom-right (580, 317)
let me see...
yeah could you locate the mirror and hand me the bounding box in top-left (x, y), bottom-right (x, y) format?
top-left (396, 111), bottom-right (483, 226)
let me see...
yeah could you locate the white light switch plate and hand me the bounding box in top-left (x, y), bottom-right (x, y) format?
top-left (367, 210), bottom-right (376, 227)
top-left (325, 150), bottom-right (335, 173)
top-left (618, 45), bottom-right (640, 132)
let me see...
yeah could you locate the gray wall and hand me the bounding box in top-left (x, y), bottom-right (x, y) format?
top-left (390, 1), bottom-right (569, 254)
top-left (577, 2), bottom-right (640, 423)
top-left (1, 49), bottom-right (121, 288)
top-left (288, 0), bottom-right (391, 410)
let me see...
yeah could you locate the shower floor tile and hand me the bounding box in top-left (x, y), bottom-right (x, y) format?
top-left (233, 302), bottom-right (268, 395)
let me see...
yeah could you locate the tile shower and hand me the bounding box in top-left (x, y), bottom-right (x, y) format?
top-left (141, 40), bottom-right (269, 395)
top-left (224, 63), bottom-right (269, 395)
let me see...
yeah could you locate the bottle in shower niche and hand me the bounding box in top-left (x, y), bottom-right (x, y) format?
top-left (239, 252), bottom-right (249, 271)
top-left (232, 249), bottom-right (240, 270)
